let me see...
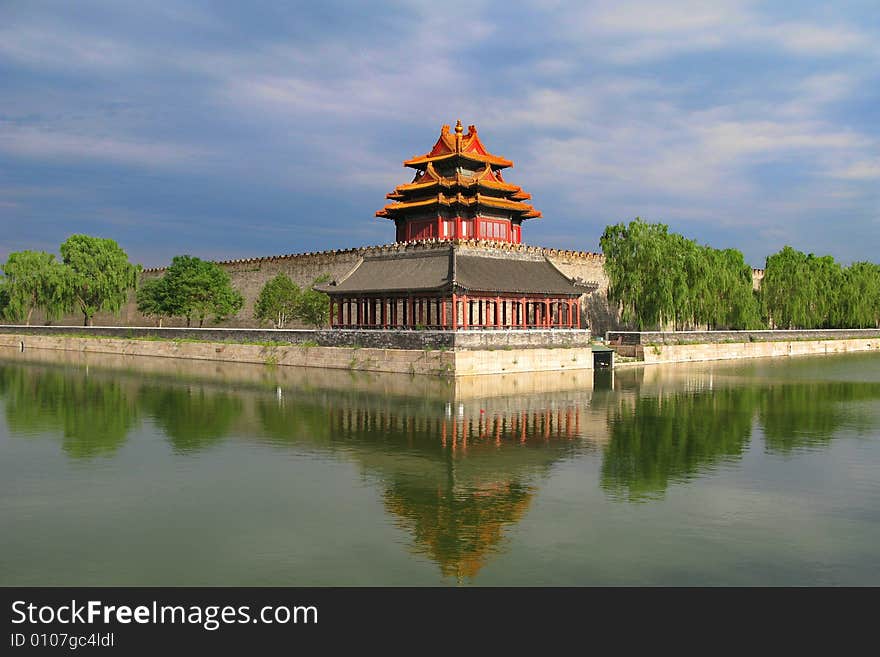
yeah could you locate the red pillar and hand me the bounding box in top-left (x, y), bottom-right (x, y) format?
top-left (441, 297), bottom-right (447, 328)
top-left (495, 297), bottom-right (501, 328)
top-left (337, 298), bottom-right (344, 326)
top-left (462, 295), bottom-right (469, 329)
top-left (545, 299), bottom-right (551, 327)
top-left (451, 293), bottom-right (457, 330)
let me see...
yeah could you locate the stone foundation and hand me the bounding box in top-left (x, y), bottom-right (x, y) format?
top-left (0, 332), bottom-right (594, 376)
top-left (615, 336), bottom-right (880, 364)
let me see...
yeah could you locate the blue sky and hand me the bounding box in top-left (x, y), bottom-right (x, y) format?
top-left (1, 0), bottom-right (878, 268)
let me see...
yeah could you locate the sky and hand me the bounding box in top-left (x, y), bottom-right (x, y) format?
top-left (1, 0), bottom-right (878, 268)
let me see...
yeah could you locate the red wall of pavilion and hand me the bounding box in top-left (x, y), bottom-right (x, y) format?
top-left (398, 216), bottom-right (521, 244)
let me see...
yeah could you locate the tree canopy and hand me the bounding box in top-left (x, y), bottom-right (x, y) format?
top-left (60, 235), bottom-right (140, 326)
top-left (160, 255), bottom-right (244, 327)
top-left (254, 274), bottom-right (301, 329)
top-left (297, 276), bottom-right (331, 328)
top-left (600, 218), bottom-right (760, 330)
top-left (135, 277), bottom-right (172, 327)
top-left (0, 250), bottom-right (69, 325)
top-left (762, 246), bottom-right (879, 329)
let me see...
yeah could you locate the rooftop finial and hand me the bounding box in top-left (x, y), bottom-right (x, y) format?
top-left (454, 119), bottom-right (463, 135)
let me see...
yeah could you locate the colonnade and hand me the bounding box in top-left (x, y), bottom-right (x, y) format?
top-left (329, 294), bottom-right (581, 329)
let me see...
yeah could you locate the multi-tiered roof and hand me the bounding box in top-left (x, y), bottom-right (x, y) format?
top-left (377, 121), bottom-right (541, 244)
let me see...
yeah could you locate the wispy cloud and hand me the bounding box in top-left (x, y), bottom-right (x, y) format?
top-left (0, 0), bottom-right (877, 264)
top-left (0, 124), bottom-right (207, 168)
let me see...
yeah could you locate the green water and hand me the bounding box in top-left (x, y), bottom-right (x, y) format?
top-left (1, 349), bottom-right (879, 586)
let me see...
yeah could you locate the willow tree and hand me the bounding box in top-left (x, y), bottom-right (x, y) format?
top-left (1, 250), bottom-right (69, 325)
top-left (601, 218), bottom-right (676, 329)
top-left (60, 235), bottom-right (140, 326)
top-left (601, 218), bottom-right (760, 330)
top-left (836, 262), bottom-right (880, 328)
top-left (762, 247), bottom-right (845, 329)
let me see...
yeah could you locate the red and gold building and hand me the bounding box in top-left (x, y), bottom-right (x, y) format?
top-left (319, 121), bottom-right (595, 330)
top-left (377, 120), bottom-right (540, 244)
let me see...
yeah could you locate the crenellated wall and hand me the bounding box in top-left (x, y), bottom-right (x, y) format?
top-left (12, 239), bottom-right (765, 335)
top-left (19, 240), bottom-right (620, 333)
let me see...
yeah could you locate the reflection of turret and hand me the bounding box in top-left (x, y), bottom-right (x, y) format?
top-left (325, 404), bottom-right (586, 581)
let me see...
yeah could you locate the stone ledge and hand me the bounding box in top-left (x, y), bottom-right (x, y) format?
top-left (0, 333), bottom-right (594, 376)
top-left (0, 325), bottom-right (591, 350)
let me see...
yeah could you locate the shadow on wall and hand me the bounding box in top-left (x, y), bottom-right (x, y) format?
top-left (585, 293), bottom-right (622, 337)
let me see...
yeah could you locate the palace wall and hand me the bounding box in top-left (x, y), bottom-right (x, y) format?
top-left (19, 241), bottom-right (621, 333)
top-left (13, 239), bottom-right (765, 336)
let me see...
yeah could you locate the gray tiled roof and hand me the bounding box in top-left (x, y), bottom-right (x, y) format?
top-left (317, 246), bottom-right (593, 297)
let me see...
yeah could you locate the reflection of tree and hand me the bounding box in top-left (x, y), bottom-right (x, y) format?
top-left (140, 385), bottom-right (242, 453)
top-left (0, 364), bottom-right (137, 458)
top-left (256, 395), bottom-right (330, 445)
top-left (601, 388), bottom-right (759, 501)
top-left (759, 382), bottom-right (880, 454)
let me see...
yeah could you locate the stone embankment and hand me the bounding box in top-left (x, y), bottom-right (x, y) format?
top-left (607, 329), bottom-right (880, 364)
top-left (0, 326), bottom-right (594, 377)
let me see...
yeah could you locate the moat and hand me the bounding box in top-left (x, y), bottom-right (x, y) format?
top-left (1, 348), bottom-right (878, 586)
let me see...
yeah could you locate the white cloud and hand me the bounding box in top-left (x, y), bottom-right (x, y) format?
top-left (829, 160), bottom-right (880, 181)
top-left (0, 124), bottom-right (206, 168)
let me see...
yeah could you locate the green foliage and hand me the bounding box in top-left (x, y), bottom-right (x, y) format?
top-left (254, 273), bottom-right (301, 329)
top-left (60, 235), bottom-right (140, 326)
top-left (0, 365), bottom-right (138, 459)
top-left (761, 246), bottom-right (879, 329)
top-left (136, 277), bottom-right (172, 327)
top-left (0, 250), bottom-right (69, 325)
top-left (600, 218), bottom-right (761, 330)
top-left (837, 262), bottom-right (880, 329)
top-left (139, 385), bottom-right (242, 452)
top-left (160, 255), bottom-right (244, 327)
top-left (296, 275), bottom-right (331, 328)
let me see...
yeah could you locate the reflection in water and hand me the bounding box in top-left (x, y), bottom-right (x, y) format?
top-left (325, 404), bottom-right (583, 580)
top-left (140, 385), bottom-right (243, 453)
top-left (0, 365), bottom-right (138, 458)
top-left (1, 351), bottom-right (880, 581)
top-left (602, 388), bottom-right (759, 501)
top-left (759, 382), bottom-right (880, 453)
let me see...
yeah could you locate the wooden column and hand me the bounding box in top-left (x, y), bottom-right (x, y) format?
top-left (441, 297), bottom-right (447, 328)
top-left (462, 295), bottom-right (469, 329)
top-left (495, 297), bottom-right (501, 328)
top-left (451, 293), bottom-right (457, 330)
